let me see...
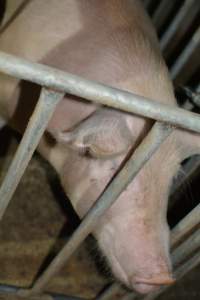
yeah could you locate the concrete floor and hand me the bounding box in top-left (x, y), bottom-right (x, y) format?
top-left (0, 128), bottom-right (199, 300)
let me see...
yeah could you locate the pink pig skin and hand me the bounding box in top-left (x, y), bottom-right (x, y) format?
top-left (0, 0), bottom-right (199, 294)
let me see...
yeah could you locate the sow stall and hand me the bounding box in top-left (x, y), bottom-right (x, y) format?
top-left (0, 0), bottom-right (199, 299)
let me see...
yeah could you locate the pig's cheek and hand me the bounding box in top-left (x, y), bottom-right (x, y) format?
top-left (94, 222), bottom-right (130, 285)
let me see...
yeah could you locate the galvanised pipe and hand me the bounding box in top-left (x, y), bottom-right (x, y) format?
top-left (0, 88), bottom-right (64, 220)
top-left (0, 52), bottom-right (200, 133)
top-left (24, 122), bottom-right (173, 296)
top-left (171, 203), bottom-right (200, 249)
top-left (0, 284), bottom-right (85, 300)
top-left (172, 228), bottom-right (200, 267)
top-left (152, 0), bottom-right (174, 30)
top-left (160, 0), bottom-right (198, 51)
top-left (171, 26), bottom-right (200, 80)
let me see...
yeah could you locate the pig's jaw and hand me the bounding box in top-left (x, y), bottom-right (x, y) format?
top-left (94, 213), bottom-right (174, 294)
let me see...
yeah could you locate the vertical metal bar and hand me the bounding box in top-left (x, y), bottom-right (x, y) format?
top-left (160, 0), bottom-right (198, 51)
top-left (171, 26), bottom-right (200, 80)
top-left (0, 88), bottom-right (64, 220)
top-left (22, 122), bottom-right (173, 297)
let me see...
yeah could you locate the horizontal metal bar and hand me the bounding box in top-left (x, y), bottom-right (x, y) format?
top-left (171, 26), bottom-right (200, 80)
top-left (21, 122), bottom-right (172, 296)
top-left (0, 88), bottom-right (64, 220)
top-left (0, 284), bottom-right (85, 300)
top-left (160, 0), bottom-right (197, 51)
top-left (0, 52), bottom-right (200, 133)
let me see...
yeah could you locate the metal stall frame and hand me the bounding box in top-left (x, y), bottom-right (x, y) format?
top-left (0, 51), bottom-right (199, 300)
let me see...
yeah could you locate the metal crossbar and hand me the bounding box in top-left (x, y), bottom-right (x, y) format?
top-left (0, 52), bottom-right (200, 133)
top-left (0, 48), bottom-right (199, 300)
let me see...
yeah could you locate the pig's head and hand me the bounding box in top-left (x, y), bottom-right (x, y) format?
top-left (45, 107), bottom-right (192, 294)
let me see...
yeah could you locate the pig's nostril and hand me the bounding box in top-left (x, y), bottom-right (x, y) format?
top-left (133, 283), bottom-right (159, 294)
top-left (132, 274), bottom-right (175, 294)
top-left (135, 274), bottom-right (175, 286)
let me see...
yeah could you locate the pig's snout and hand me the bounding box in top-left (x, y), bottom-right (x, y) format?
top-left (132, 274), bottom-right (175, 294)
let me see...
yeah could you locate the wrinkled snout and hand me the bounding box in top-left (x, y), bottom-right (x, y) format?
top-left (132, 273), bottom-right (175, 294)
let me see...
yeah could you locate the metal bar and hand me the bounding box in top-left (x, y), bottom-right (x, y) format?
top-left (0, 284), bottom-right (85, 300)
top-left (172, 228), bottom-right (200, 267)
top-left (171, 26), bottom-right (200, 80)
top-left (152, 0), bottom-right (168, 23)
top-left (169, 156), bottom-right (200, 209)
top-left (19, 122), bottom-right (172, 296)
top-left (160, 0), bottom-right (197, 51)
top-left (95, 283), bottom-right (123, 300)
top-left (152, 0), bottom-right (174, 30)
top-left (171, 203), bottom-right (200, 248)
top-left (121, 202), bottom-right (200, 300)
top-left (142, 251), bottom-right (200, 300)
top-left (0, 88), bottom-right (64, 220)
top-left (0, 0), bottom-right (32, 34)
top-left (0, 52), bottom-right (200, 133)
top-left (169, 83), bottom-right (200, 208)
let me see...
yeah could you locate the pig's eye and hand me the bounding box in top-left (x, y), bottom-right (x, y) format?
top-left (77, 144), bottom-right (103, 159)
top-left (78, 142), bottom-right (126, 159)
top-left (78, 145), bottom-right (94, 158)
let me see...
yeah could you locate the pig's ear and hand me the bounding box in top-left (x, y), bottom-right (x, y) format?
top-left (49, 109), bottom-right (134, 159)
top-left (175, 128), bottom-right (200, 160)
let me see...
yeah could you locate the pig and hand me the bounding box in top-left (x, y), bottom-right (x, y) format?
top-left (0, 0), bottom-right (199, 294)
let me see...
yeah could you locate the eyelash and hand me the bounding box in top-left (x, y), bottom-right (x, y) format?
top-left (78, 145), bottom-right (95, 159)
